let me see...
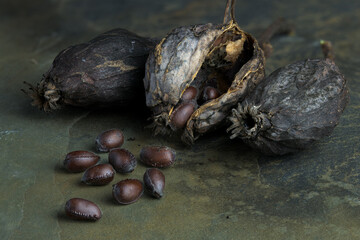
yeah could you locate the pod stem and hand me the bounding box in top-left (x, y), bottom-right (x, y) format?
top-left (258, 18), bottom-right (294, 58)
top-left (227, 103), bottom-right (270, 140)
top-left (320, 40), bottom-right (335, 61)
top-left (223, 0), bottom-right (236, 24)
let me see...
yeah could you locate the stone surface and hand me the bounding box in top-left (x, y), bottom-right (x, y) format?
top-left (0, 0), bottom-right (359, 239)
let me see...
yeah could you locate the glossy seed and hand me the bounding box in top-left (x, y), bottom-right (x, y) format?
top-left (112, 179), bottom-right (144, 205)
top-left (63, 150), bottom-right (100, 173)
top-left (181, 86), bottom-right (198, 101)
top-left (143, 168), bottom-right (165, 199)
top-left (108, 148), bottom-right (137, 173)
top-left (139, 145), bottom-right (176, 167)
top-left (81, 163), bottom-right (115, 186)
top-left (65, 198), bottom-right (102, 221)
top-left (203, 86), bottom-right (220, 101)
top-left (170, 102), bottom-right (195, 129)
top-left (95, 129), bottom-right (124, 152)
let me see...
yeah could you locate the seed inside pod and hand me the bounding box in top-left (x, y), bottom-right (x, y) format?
top-left (143, 168), bottom-right (165, 199)
top-left (65, 198), bottom-right (102, 221)
top-left (108, 148), bottom-right (137, 173)
top-left (63, 150), bottom-right (100, 173)
top-left (181, 86), bottom-right (198, 101)
top-left (95, 129), bottom-right (124, 152)
top-left (202, 86), bottom-right (220, 101)
top-left (81, 163), bottom-right (115, 186)
top-left (170, 102), bottom-right (196, 130)
top-left (112, 179), bottom-right (144, 205)
top-left (139, 145), bottom-right (176, 167)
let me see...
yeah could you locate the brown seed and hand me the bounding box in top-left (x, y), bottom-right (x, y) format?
top-left (112, 179), bottom-right (144, 205)
top-left (139, 145), bottom-right (176, 167)
top-left (143, 168), bottom-right (165, 199)
top-left (81, 163), bottom-right (115, 186)
top-left (108, 148), bottom-right (137, 173)
top-left (65, 198), bottom-right (102, 221)
top-left (181, 86), bottom-right (198, 101)
top-left (170, 102), bottom-right (195, 129)
top-left (203, 86), bottom-right (220, 101)
top-left (63, 150), bottom-right (100, 173)
top-left (95, 129), bottom-right (124, 152)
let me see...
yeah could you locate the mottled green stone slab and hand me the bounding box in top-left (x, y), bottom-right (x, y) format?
top-left (0, 0), bottom-right (359, 239)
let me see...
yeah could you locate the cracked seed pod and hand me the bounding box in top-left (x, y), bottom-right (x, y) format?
top-left (227, 59), bottom-right (349, 155)
top-left (143, 0), bottom-right (265, 144)
top-left (23, 28), bottom-right (156, 111)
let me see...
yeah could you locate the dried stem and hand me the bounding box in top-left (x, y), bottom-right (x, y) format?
top-left (223, 0), bottom-right (235, 24)
top-left (320, 40), bottom-right (335, 61)
top-left (258, 18), bottom-right (295, 58)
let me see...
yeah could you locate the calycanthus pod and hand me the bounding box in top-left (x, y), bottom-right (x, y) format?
top-left (143, 0), bottom-right (265, 144)
top-left (23, 28), bottom-right (156, 111)
top-left (227, 59), bottom-right (349, 155)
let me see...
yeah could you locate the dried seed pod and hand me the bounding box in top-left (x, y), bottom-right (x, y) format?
top-left (22, 28), bottom-right (156, 111)
top-left (139, 145), bottom-right (176, 167)
top-left (81, 163), bottom-right (115, 185)
top-left (95, 129), bottom-right (124, 152)
top-left (65, 198), bottom-right (102, 221)
top-left (144, 0), bottom-right (265, 144)
top-left (112, 179), bottom-right (144, 205)
top-left (227, 59), bottom-right (349, 155)
top-left (143, 168), bottom-right (165, 199)
top-left (108, 148), bottom-right (137, 173)
top-left (63, 150), bottom-right (100, 173)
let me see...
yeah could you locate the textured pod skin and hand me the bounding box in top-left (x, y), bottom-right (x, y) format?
top-left (63, 150), bottom-right (100, 173)
top-left (65, 198), bottom-right (102, 221)
top-left (108, 148), bottom-right (137, 173)
top-left (139, 146), bottom-right (176, 167)
top-left (143, 168), bottom-right (165, 199)
top-left (95, 129), bottom-right (124, 153)
top-left (227, 59), bottom-right (349, 155)
top-left (144, 11), bottom-right (265, 144)
top-left (23, 28), bottom-right (156, 111)
top-left (112, 179), bottom-right (144, 205)
top-left (81, 163), bottom-right (115, 185)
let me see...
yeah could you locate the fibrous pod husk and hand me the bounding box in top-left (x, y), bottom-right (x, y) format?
top-left (143, 0), bottom-right (265, 144)
top-left (227, 59), bottom-right (349, 155)
top-left (23, 28), bottom-right (157, 111)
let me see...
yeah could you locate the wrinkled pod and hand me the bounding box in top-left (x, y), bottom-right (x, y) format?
top-left (23, 28), bottom-right (157, 111)
top-left (227, 58), bottom-right (349, 155)
top-left (144, 0), bottom-right (265, 144)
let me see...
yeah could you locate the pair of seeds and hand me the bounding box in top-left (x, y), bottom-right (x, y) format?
top-left (63, 129), bottom-right (175, 221)
top-left (170, 86), bottom-right (221, 130)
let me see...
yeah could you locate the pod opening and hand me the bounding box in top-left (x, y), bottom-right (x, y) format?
top-left (227, 104), bottom-right (268, 140)
top-left (243, 113), bottom-right (256, 130)
top-left (170, 29), bottom-right (256, 131)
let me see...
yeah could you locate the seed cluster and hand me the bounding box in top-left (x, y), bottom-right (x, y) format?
top-left (62, 128), bottom-right (173, 221)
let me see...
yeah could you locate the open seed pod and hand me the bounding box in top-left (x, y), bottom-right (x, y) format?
top-left (23, 28), bottom-right (156, 111)
top-left (143, 0), bottom-right (265, 144)
top-left (227, 58), bottom-right (349, 155)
